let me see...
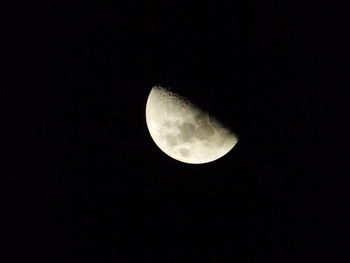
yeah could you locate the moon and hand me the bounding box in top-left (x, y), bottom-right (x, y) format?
top-left (145, 86), bottom-right (238, 164)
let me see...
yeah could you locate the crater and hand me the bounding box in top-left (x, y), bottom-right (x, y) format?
top-left (177, 122), bottom-right (196, 142)
top-left (163, 120), bottom-right (172, 128)
top-left (196, 123), bottom-right (215, 140)
top-left (179, 148), bottom-right (191, 157)
top-left (164, 133), bottom-right (178, 147)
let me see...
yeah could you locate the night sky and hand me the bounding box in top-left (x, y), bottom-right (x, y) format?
top-left (3, 0), bottom-right (348, 262)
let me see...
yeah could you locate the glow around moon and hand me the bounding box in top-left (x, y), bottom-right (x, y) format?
top-left (145, 86), bottom-right (238, 164)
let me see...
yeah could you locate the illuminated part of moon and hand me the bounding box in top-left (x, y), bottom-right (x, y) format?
top-left (145, 86), bottom-right (238, 164)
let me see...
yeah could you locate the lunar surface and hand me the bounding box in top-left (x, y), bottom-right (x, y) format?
top-left (145, 86), bottom-right (238, 164)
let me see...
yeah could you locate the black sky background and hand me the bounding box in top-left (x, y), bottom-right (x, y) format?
top-left (2, 0), bottom-right (348, 262)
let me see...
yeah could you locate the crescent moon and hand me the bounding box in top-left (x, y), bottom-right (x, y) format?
top-left (145, 86), bottom-right (238, 164)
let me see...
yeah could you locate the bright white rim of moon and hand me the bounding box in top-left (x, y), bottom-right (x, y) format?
top-left (145, 86), bottom-right (238, 164)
